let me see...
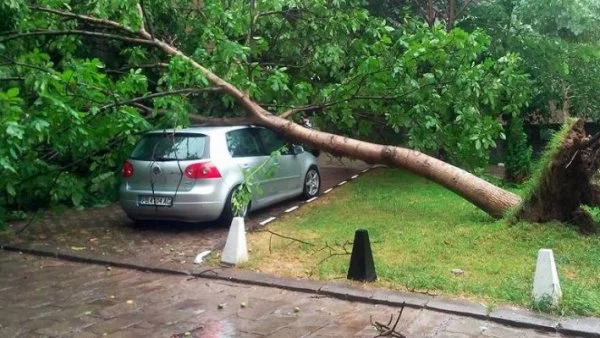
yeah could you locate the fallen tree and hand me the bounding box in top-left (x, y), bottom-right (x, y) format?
top-left (3, 3), bottom-right (600, 231)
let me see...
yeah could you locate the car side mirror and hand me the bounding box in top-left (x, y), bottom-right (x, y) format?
top-left (290, 144), bottom-right (304, 155)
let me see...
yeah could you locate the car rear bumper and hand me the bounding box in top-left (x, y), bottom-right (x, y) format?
top-left (119, 185), bottom-right (227, 223)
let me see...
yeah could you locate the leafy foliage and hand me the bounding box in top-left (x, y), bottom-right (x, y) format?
top-left (232, 147), bottom-right (284, 217)
top-left (505, 117), bottom-right (533, 183)
top-left (461, 0), bottom-right (600, 119)
top-left (0, 0), bottom-right (533, 223)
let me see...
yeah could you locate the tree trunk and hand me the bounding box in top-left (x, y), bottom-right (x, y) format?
top-left (252, 113), bottom-right (521, 218)
top-left (146, 25), bottom-right (600, 227)
top-left (146, 31), bottom-right (522, 218)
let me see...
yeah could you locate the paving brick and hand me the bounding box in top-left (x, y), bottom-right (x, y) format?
top-left (239, 315), bottom-right (296, 336)
top-left (234, 298), bottom-right (288, 320)
top-left (266, 325), bottom-right (327, 338)
top-left (34, 316), bottom-right (97, 336)
top-left (144, 308), bottom-right (197, 326)
top-left (86, 314), bottom-right (144, 335)
top-left (404, 309), bottom-right (453, 337)
top-left (0, 325), bottom-right (24, 337)
top-left (306, 322), bottom-right (367, 337)
top-left (97, 301), bottom-right (141, 319)
top-left (445, 316), bottom-right (493, 336)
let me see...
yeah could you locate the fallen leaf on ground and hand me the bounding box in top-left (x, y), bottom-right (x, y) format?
top-left (70, 246), bottom-right (86, 251)
top-left (126, 300), bottom-right (133, 304)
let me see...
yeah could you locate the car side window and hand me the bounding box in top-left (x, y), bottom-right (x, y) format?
top-left (256, 128), bottom-right (289, 155)
top-left (226, 128), bottom-right (263, 157)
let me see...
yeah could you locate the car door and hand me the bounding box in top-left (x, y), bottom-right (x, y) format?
top-left (225, 128), bottom-right (271, 208)
top-left (255, 127), bottom-right (303, 202)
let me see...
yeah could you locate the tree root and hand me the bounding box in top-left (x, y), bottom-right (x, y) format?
top-left (516, 118), bottom-right (600, 233)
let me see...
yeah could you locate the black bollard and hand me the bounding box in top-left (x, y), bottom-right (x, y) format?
top-left (347, 229), bottom-right (377, 282)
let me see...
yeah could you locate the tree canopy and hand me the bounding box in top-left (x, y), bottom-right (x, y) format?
top-left (0, 0), bottom-right (598, 224)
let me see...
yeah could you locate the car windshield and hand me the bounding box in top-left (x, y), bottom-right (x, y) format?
top-left (130, 133), bottom-right (208, 161)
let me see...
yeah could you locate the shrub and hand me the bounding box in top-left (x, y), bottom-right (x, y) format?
top-left (505, 117), bottom-right (533, 183)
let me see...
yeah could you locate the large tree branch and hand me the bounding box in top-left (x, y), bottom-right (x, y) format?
top-left (0, 29), bottom-right (155, 45)
top-left (0, 76), bottom-right (24, 81)
top-left (456, 0), bottom-right (477, 18)
top-left (138, 0), bottom-right (155, 40)
top-left (277, 80), bottom-right (449, 120)
top-left (29, 6), bottom-right (137, 34)
top-left (105, 62), bottom-right (168, 76)
top-left (99, 87), bottom-right (222, 111)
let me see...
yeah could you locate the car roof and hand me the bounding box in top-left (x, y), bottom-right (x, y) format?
top-left (144, 125), bottom-right (262, 136)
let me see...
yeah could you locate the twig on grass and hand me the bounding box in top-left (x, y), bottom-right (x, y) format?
top-left (257, 229), bottom-right (315, 252)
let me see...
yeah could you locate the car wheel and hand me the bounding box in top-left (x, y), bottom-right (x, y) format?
top-left (219, 187), bottom-right (250, 226)
top-left (302, 166), bottom-right (320, 200)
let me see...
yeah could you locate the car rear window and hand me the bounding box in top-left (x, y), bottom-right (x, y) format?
top-left (130, 133), bottom-right (208, 161)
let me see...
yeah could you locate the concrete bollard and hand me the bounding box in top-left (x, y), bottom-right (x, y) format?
top-left (347, 229), bottom-right (377, 282)
top-left (221, 217), bottom-right (248, 265)
top-left (533, 249), bottom-right (562, 307)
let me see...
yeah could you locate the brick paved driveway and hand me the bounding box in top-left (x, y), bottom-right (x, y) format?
top-left (0, 252), bottom-right (567, 338)
top-left (0, 157), bottom-right (366, 272)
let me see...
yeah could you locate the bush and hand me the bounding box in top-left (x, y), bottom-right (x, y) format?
top-left (505, 117), bottom-right (533, 183)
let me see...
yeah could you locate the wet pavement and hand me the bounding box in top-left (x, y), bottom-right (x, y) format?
top-left (0, 251), bottom-right (571, 338)
top-left (0, 157), bottom-right (366, 272)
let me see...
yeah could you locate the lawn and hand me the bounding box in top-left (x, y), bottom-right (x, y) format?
top-left (245, 168), bottom-right (600, 316)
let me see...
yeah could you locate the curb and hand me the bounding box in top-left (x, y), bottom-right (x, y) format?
top-left (1, 243), bottom-right (191, 276)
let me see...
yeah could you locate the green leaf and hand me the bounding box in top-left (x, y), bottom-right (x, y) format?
top-left (6, 88), bottom-right (19, 97)
top-left (6, 183), bottom-right (16, 197)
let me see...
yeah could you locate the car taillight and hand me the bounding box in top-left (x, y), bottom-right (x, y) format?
top-left (184, 162), bottom-right (222, 179)
top-left (121, 161), bottom-right (134, 178)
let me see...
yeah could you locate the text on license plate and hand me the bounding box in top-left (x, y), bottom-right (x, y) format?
top-left (139, 196), bottom-right (173, 206)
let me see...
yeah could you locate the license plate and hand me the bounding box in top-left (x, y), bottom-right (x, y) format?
top-left (138, 195), bottom-right (173, 207)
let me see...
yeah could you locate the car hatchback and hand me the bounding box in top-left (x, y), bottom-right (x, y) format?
top-left (119, 125), bottom-right (321, 224)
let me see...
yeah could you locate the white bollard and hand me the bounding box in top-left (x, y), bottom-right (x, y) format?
top-left (532, 249), bottom-right (562, 307)
top-left (221, 217), bottom-right (248, 265)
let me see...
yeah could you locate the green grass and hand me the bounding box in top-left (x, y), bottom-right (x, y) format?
top-left (246, 168), bottom-right (600, 316)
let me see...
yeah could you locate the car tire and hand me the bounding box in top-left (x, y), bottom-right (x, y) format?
top-left (301, 166), bottom-right (321, 200)
top-left (219, 186), bottom-right (250, 227)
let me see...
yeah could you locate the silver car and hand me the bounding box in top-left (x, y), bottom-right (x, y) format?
top-left (119, 125), bottom-right (321, 224)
